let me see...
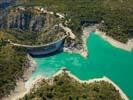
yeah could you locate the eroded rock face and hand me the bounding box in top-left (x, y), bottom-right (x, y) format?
top-left (0, 6), bottom-right (54, 32)
top-left (0, 0), bottom-right (13, 4)
top-left (0, 0), bottom-right (15, 9)
top-left (0, 6), bottom-right (82, 49)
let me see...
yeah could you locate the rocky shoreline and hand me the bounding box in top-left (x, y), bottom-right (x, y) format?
top-left (23, 69), bottom-right (129, 100)
top-left (54, 69), bottom-right (128, 100)
top-left (64, 25), bottom-right (98, 58)
top-left (95, 29), bottom-right (133, 51)
top-left (63, 29), bottom-right (88, 58)
top-left (2, 26), bottom-right (132, 100)
top-left (64, 26), bottom-right (133, 59)
top-left (2, 54), bottom-right (37, 100)
top-left (63, 34), bottom-right (88, 58)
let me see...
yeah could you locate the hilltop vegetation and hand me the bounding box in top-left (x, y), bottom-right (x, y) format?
top-left (44, 0), bottom-right (133, 43)
top-left (0, 7), bottom-right (64, 99)
top-left (17, 0), bottom-right (133, 43)
top-left (0, 0), bottom-right (132, 99)
top-left (0, 5), bottom-right (66, 99)
top-left (0, 6), bottom-right (65, 98)
top-left (0, 32), bottom-right (28, 98)
top-left (21, 72), bottom-right (123, 100)
top-left (0, 6), bottom-right (65, 45)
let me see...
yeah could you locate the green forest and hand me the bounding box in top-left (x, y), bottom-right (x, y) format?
top-left (0, 0), bottom-right (133, 99)
top-left (0, 6), bottom-right (65, 45)
top-left (21, 72), bottom-right (123, 100)
top-left (0, 32), bottom-right (27, 98)
top-left (19, 0), bottom-right (133, 43)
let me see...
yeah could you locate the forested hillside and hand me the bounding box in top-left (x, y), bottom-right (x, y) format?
top-left (0, 6), bottom-right (65, 45)
top-left (0, 0), bottom-right (132, 99)
top-left (0, 32), bottom-right (27, 98)
top-left (16, 0), bottom-right (133, 43)
top-left (21, 72), bottom-right (123, 100)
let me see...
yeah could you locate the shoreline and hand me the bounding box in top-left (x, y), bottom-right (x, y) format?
top-left (2, 54), bottom-right (37, 100)
top-left (64, 27), bottom-right (133, 59)
top-left (63, 27), bottom-right (91, 58)
top-left (64, 25), bottom-right (98, 58)
top-left (2, 26), bottom-right (89, 100)
top-left (95, 29), bottom-right (133, 51)
top-left (54, 70), bottom-right (128, 100)
top-left (2, 26), bottom-right (132, 100)
top-left (24, 69), bottom-right (129, 100)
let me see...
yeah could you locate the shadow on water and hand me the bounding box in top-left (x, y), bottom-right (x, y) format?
top-left (29, 48), bottom-right (63, 58)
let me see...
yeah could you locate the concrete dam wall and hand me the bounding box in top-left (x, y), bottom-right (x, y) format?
top-left (9, 35), bottom-right (67, 56)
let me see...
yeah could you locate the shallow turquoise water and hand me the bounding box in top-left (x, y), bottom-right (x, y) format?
top-left (30, 33), bottom-right (133, 99)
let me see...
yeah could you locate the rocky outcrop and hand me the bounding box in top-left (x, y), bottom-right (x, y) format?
top-left (0, 0), bottom-right (15, 9)
top-left (0, 6), bottom-right (84, 54)
top-left (0, 0), bottom-right (13, 4)
top-left (0, 6), bottom-right (53, 32)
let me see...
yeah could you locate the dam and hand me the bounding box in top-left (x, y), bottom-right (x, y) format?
top-left (8, 34), bottom-right (68, 56)
top-left (26, 36), bottom-right (66, 56)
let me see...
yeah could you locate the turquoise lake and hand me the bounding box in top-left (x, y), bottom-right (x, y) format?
top-left (30, 33), bottom-right (133, 99)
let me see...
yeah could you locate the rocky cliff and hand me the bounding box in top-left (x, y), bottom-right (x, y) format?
top-left (0, 6), bottom-right (54, 32)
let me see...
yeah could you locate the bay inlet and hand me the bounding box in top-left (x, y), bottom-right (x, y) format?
top-left (29, 32), bottom-right (133, 99)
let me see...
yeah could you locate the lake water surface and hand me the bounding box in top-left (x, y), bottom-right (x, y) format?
top-left (30, 32), bottom-right (133, 99)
